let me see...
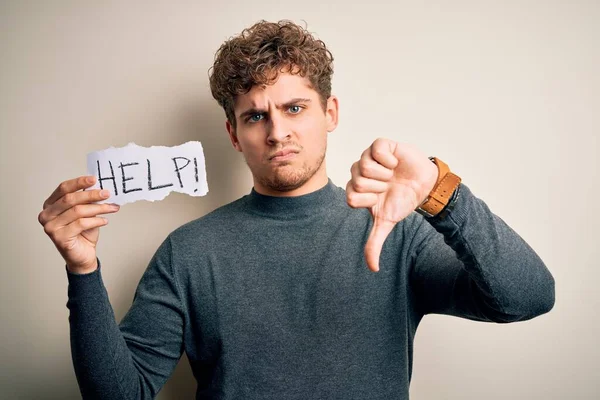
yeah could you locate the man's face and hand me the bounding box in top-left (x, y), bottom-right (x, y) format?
top-left (226, 72), bottom-right (338, 196)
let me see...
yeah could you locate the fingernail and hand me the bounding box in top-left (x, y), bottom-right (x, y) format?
top-left (100, 190), bottom-right (110, 198)
top-left (87, 176), bottom-right (96, 184)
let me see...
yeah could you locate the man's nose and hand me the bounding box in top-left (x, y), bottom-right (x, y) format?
top-left (266, 112), bottom-right (292, 144)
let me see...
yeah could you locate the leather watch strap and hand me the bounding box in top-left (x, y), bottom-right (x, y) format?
top-left (416, 157), bottom-right (461, 218)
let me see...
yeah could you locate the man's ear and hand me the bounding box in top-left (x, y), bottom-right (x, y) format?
top-left (226, 120), bottom-right (243, 152)
top-left (325, 95), bottom-right (339, 133)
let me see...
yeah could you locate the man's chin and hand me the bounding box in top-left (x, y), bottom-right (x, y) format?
top-left (253, 152), bottom-right (325, 193)
top-left (263, 176), bottom-right (307, 192)
top-left (260, 168), bottom-right (312, 192)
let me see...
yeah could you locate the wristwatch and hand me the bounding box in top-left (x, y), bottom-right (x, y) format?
top-left (415, 157), bottom-right (461, 218)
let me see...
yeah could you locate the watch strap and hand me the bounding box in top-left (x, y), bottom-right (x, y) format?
top-left (416, 157), bottom-right (461, 218)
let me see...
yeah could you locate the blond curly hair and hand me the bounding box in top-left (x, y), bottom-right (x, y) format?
top-left (209, 20), bottom-right (334, 128)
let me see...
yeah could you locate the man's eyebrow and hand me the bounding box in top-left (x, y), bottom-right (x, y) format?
top-left (238, 98), bottom-right (312, 120)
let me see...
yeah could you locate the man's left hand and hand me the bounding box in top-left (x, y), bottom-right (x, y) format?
top-left (346, 139), bottom-right (438, 272)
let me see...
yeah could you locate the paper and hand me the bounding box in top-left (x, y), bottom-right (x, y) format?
top-left (86, 141), bottom-right (208, 205)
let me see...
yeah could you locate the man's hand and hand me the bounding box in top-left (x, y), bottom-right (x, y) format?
top-left (346, 139), bottom-right (438, 272)
top-left (38, 176), bottom-right (120, 274)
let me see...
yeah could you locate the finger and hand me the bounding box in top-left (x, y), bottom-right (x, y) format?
top-left (364, 218), bottom-right (395, 272)
top-left (51, 203), bottom-right (120, 229)
top-left (43, 203), bottom-right (117, 239)
top-left (370, 139), bottom-right (399, 170)
top-left (40, 188), bottom-right (111, 225)
top-left (351, 163), bottom-right (388, 192)
top-left (346, 182), bottom-right (378, 208)
top-left (351, 176), bottom-right (389, 193)
top-left (52, 217), bottom-right (109, 244)
top-left (358, 155), bottom-right (394, 181)
top-left (43, 176), bottom-right (97, 210)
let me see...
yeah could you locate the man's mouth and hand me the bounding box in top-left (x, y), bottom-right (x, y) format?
top-left (269, 148), bottom-right (300, 162)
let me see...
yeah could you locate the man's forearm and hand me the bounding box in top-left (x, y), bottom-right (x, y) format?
top-left (413, 183), bottom-right (555, 322)
top-left (67, 264), bottom-right (143, 399)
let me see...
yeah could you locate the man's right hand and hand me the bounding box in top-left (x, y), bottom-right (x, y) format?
top-left (38, 176), bottom-right (120, 274)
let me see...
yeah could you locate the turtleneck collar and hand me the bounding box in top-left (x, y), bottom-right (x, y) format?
top-left (245, 179), bottom-right (339, 219)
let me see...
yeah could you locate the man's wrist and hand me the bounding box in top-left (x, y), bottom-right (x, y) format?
top-left (433, 183), bottom-right (461, 219)
top-left (415, 157), bottom-right (461, 218)
top-left (66, 259), bottom-right (99, 275)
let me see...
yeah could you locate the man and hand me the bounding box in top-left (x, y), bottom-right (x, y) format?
top-left (38, 20), bottom-right (555, 399)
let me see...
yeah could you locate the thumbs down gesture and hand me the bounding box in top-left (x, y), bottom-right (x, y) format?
top-left (345, 139), bottom-right (439, 272)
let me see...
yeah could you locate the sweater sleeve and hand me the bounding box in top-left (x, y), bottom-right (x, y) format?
top-left (409, 183), bottom-right (555, 323)
top-left (66, 236), bottom-right (185, 399)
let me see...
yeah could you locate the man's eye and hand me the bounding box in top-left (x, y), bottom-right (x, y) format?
top-left (249, 114), bottom-right (264, 123)
top-left (289, 105), bottom-right (302, 114)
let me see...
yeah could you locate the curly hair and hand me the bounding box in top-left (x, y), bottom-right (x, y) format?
top-left (208, 20), bottom-right (334, 128)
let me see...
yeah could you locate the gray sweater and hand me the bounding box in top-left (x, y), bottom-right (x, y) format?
top-left (66, 180), bottom-right (555, 399)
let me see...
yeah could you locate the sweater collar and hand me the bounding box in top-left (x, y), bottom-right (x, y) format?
top-left (246, 179), bottom-right (338, 219)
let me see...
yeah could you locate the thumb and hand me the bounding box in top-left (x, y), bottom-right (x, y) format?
top-left (364, 218), bottom-right (395, 272)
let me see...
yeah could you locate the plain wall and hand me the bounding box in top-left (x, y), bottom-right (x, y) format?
top-left (1, 1), bottom-right (598, 399)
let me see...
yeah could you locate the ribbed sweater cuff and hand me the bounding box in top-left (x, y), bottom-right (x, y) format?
top-left (66, 260), bottom-right (108, 307)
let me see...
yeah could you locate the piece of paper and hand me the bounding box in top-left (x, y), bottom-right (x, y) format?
top-left (86, 141), bottom-right (208, 205)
